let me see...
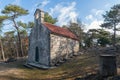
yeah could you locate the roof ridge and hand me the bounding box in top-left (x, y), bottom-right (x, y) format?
top-left (43, 22), bottom-right (72, 31)
top-left (43, 22), bottom-right (79, 40)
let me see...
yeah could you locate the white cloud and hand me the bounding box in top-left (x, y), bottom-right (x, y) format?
top-left (41, 0), bottom-right (50, 8)
top-left (91, 9), bottom-right (104, 16)
top-left (50, 4), bottom-right (62, 16)
top-left (30, 0), bottom-right (50, 15)
top-left (85, 9), bottom-right (104, 22)
top-left (84, 9), bottom-right (105, 32)
top-left (85, 9), bottom-right (120, 35)
top-left (84, 20), bottom-right (103, 32)
top-left (50, 2), bottom-right (78, 26)
top-left (12, 0), bottom-right (21, 5)
top-left (85, 14), bottom-right (93, 21)
top-left (69, 12), bottom-right (78, 22)
top-left (105, 3), bottom-right (111, 8)
top-left (36, 0), bottom-right (50, 8)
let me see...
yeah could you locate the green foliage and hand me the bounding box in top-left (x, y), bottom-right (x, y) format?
top-left (101, 4), bottom-right (120, 46)
top-left (1, 4), bottom-right (29, 30)
top-left (17, 21), bottom-right (35, 36)
top-left (68, 22), bottom-right (84, 39)
top-left (17, 21), bottom-right (27, 28)
top-left (1, 4), bottom-right (29, 37)
top-left (19, 29), bottom-right (28, 37)
top-left (2, 4), bottom-right (29, 18)
top-left (98, 29), bottom-right (110, 37)
top-left (0, 16), bottom-right (8, 23)
top-left (98, 37), bottom-right (110, 46)
top-left (97, 29), bottom-right (111, 46)
top-left (17, 21), bottom-right (33, 37)
top-left (0, 15), bottom-right (9, 33)
top-left (84, 29), bottom-right (99, 47)
top-left (102, 3), bottom-right (120, 25)
top-left (1, 4), bottom-right (29, 57)
top-left (85, 29), bottom-right (111, 47)
top-left (116, 37), bottom-right (120, 43)
top-left (87, 29), bottom-right (99, 39)
top-left (27, 22), bottom-right (34, 28)
top-left (84, 37), bottom-right (92, 47)
top-left (17, 21), bottom-right (34, 28)
top-left (44, 12), bottom-right (57, 24)
top-left (63, 21), bottom-right (84, 48)
top-left (4, 31), bottom-right (15, 37)
top-left (101, 22), bottom-right (112, 29)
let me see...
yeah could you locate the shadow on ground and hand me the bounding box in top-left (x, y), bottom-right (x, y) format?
top-left (75, 73), bottom-right (120, 80)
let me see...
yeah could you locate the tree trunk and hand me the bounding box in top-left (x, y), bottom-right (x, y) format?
top-left (79, 30), bottom-right (83, 51)
top-left (13, 19), bottom-right (24, 57)
top-left (17, 29), bottom-right (24, 57)
top-left (15, 37), bottom-right (19, 58)
top-left (0, 37), bottom-right (5, 61)
top-left (113, 23), bottom-right (116, 47)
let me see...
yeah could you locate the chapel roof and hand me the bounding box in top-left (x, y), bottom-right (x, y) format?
top-left (43, 22), bottom-right (79, 40)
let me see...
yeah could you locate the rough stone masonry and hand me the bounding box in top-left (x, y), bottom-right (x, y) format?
top-left (27, 9), bottom-right (79, 68)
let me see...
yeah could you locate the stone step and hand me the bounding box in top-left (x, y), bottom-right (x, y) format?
top-left (23, 63), bottom-right (35, 69)
top-left (27, 63), bottom-right (50, 69)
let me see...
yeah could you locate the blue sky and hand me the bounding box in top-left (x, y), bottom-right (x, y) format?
top-left (0, 0), bottom-right (120, 32)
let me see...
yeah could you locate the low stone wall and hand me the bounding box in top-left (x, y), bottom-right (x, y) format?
top-left (50, 34), bottom-right (79, 66)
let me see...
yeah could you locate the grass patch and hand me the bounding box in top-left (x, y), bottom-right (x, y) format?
top-left (0, 53), bottom-right (99, 80)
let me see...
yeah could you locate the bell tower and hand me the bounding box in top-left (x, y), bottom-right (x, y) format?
top-left (34, 9), bottom-right (44, 24)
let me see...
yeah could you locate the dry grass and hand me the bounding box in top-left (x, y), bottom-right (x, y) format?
top-left (0, 53), bottom-right (99, 80)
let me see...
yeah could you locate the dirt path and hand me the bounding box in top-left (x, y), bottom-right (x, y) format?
top-left (0, 58), bottom-right (27, 80)
top-left (1, 53), bottom-right (117, 80)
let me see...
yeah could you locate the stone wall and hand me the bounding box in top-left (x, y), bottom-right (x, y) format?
top-left (50, 34), bottom-right (79, 66)
top-left (27, 24), bottom-right (50, 66)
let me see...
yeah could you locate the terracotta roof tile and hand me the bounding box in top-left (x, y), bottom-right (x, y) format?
top-left (43, 22), bottom-right (79, 40)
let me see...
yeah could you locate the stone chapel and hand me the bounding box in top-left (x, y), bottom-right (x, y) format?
top-left (27, 9), bottom-right (79, 68)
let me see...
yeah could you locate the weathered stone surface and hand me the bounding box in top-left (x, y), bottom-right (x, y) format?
top-left (27, 9), bottom-right (79, 68)
top-left (27, 22), bottom-right (50, 66)
top-left (50, 34), bottom-right (79, 66)
top-left (99, 54), bottom-right (117, 77)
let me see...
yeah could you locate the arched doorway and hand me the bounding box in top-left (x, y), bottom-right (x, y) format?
top-left (35, 47), bottom-right (39, 62)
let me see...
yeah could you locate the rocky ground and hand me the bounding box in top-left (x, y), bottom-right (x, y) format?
top-left (0, 47), bottom-right (120, 80)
